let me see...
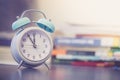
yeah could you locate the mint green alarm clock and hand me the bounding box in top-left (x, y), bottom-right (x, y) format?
top-left (11, 9), bottom-right (55, 69)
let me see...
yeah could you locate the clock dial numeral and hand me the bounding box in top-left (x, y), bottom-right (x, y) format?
top-left (43, 39), bottom-right (46, 43)
top-left (39, 54), bottom-right (41, 58)
top-left (45, 44), bottom-right (47, 48)
top-left (23, 38), bottom-right (26, 42)
top-left (43, 50), bottom-right (45, 53)
top-left (23, 49), bottom-right (26, 53)
top-left (40, 34), bottom-right (41, 38)
top-left (21, 44), bottom-right (24, 48)
top-left (27, 54), bottom-right (30, 57)
top-left (33, 56), bottom-right (35, 59)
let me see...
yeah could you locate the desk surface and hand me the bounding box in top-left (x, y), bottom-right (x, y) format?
top-left (0, 64), bottom-right (120, 80)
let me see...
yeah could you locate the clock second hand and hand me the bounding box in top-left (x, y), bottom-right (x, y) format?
top-left (27, 34), bottom-right (37, 48)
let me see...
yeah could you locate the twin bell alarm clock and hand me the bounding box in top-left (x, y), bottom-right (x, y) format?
top-left (11, 9), bottom-right (55, 69)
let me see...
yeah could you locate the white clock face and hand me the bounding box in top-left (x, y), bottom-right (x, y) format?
top-left (19, 28), bottom-right (52, 62)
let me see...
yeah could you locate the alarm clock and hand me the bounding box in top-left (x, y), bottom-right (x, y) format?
top-left (11, 9), bottom-right (55, 69)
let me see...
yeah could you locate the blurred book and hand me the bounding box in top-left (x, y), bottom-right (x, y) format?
top-left (52, 49), bottom-right (113, 61)
top-left (0, 32), bottom-right (14, 46)
top-left (0, 46), bottom-right (17, 65)
top-left (52, 34), bottom-right (120, 67)
top-left (76, 34), bottom-right (120, 47)
top-left (52, 57), bottom-right (114, 67)
top-left (54, 36), bottom-right (120, 47)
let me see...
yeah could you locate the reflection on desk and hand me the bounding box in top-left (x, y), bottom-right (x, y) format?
top-left (0, 64), bottom-right (120, 80)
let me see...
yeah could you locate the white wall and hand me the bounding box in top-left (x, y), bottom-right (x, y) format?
top-left (35, 0), bottom-right (120, 36)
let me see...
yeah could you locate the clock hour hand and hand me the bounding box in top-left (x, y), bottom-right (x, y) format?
top-left (27, 34), bottom-right (36, 48)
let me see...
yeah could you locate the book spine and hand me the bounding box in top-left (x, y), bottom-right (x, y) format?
top-left (56, 55), bottom-right (101, 61)
top-left (76, 34), bottom-right (120, 47)
top-left (52, 58), bottom-right (114, 67)
top-left (52, 48), bottom-right (114, 61)
top-left (71, 61), bottom-right (114, 67)
top-left (54, 37), bottom-right (101, 47)
top-left (54, 37), bottom-right (120, 47)
top-left (111, 48), bottom-right (120, 61)
top-left (66, 50), bottom-right (95, 56)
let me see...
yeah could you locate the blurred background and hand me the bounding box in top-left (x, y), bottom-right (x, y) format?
top-left (1, 0), bottom-right (120, 68)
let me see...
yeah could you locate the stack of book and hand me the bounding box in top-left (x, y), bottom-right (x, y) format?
top-left (52, 34), bottom-right (120, 67)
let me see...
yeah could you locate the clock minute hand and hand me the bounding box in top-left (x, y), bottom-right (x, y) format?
top-left (27, 34), bottom-right (36, 48)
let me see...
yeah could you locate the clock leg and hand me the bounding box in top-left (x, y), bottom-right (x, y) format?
top-left (44, 62), bottom-right (50, 70)
top-left (17, 69), bottom-right (22, 80)
top-left (17, 60), bottom-right (24, 69)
